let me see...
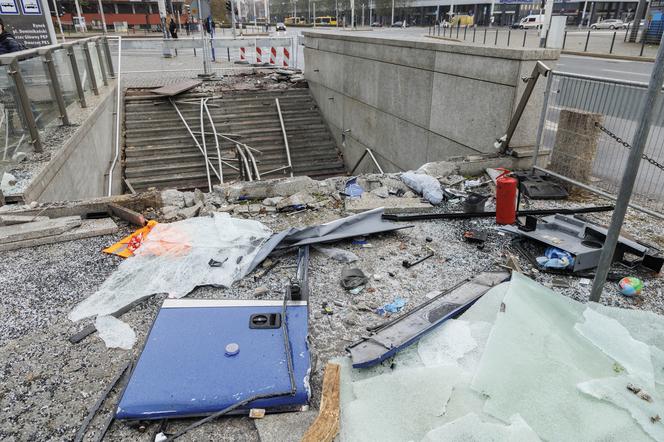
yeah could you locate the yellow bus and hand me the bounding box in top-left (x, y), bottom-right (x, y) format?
top-left (315, 16), bottom-right (337, 26)
top-left (285, 17), bottom-right (305, 25)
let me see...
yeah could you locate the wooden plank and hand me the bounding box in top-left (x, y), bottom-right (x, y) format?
top-left (301, 363), bottom-right (340, 442)
top-left (150, 80), bottom-right (202, 97)
top-left (0, 218), bottom-right (118, 252)
top-left (108, 202), bottom-right (146, 226)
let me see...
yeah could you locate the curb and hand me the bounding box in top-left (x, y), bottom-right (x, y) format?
top-left (561, 50), bottom-right (654, 62)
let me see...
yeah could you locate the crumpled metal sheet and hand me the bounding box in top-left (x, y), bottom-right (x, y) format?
top-left (247, 208), bottom-right (412, 274)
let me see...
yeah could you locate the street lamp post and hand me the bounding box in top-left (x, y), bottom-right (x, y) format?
top-left (391, 0), bottom-right (394, 25)
top-left (351, 0), bottom-right (355, 28)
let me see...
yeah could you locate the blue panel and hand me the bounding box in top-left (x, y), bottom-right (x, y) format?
top-left (116, 302), bottom-right (310, 420)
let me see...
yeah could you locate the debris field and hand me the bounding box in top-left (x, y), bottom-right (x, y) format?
top-left (1, 163), bottom-right (663, 442)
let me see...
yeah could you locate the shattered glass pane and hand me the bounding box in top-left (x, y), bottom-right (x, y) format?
top-left (341, 365), bottom-right (463, 442)
top-left (95, 315), bottom-right (136, 350)
top-left (421, 413), bottom-right (542, 442)
top-left (575, 307), bottom-right (654, 385)
top-left (70, 213), bottom-right (272, 321)
top-left (470, 273), bottom-right (651, 441)
top-left (578, 375), bottom-right (664, 441)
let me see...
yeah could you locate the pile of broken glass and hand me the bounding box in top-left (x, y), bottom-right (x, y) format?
top-left (338, 273), bottom-right (664, 441)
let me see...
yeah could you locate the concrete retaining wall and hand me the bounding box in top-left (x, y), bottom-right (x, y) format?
top-left (303, 31), bottom-right (559, 173)
top-left (22, 85), bottom-right (120, 203)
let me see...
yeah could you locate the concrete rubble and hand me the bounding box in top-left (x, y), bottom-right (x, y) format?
top-left (0, 162), bottom-right (663, 441)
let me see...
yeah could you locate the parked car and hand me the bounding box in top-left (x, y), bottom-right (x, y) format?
top-left (626, 19), bottom-right (646, 29)
top-left (370, 21), bottom-right (382, 27)
top-left (276, 22), bottom-right (287, 31)
top-left (590, 19), bottom-right (625, 29)
top-left (391, 21), bottom-right (408, 28)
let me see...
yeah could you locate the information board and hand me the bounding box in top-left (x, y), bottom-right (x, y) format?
top-left (0, 0), bottom-right (56, 48)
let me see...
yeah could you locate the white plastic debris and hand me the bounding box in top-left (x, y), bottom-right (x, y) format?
top-left (70, 213), bottom-right (272, 321)
top-left (313, 245), bottom-right (359, 263)
top-left (401, 172), bottom-right (444, 205)
top-left (95, 316), bottom-right (136, 350)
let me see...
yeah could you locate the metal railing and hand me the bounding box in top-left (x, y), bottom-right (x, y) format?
top-left (427, 21), bottom-right (663, 58)
top-left (0, 36), bottom-right (114, 159)
top-left (532, 70), bottom-right (664, 218)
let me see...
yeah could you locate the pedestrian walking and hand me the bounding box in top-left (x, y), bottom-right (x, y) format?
top-left (169, 16), bottom-right (178, 38)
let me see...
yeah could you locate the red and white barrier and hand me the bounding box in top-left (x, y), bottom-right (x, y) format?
top-left (256, 47), bottom-right (263, 64)
top-left (283, 48), bottom-right (290, 67)
top-left (239, 47), bottom-right (246, 62)
top-left (270, 47), bottom-right (277, 65)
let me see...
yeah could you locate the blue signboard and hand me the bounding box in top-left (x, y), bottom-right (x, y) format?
top-left (20, 0), bottom-right (41, 15)
top-left (0, 0), bottom-right (19, 14)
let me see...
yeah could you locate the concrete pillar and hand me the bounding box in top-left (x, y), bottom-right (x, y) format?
top-left (549, 109), bottom-right (602, 184)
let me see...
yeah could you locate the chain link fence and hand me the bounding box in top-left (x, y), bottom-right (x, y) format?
top-left (535, 70), bottom-right (664, 216)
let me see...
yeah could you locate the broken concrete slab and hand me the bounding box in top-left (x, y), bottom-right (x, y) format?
top-left (0, 218), bottom-right (118, 252)
top-left (217, 176), bottom-right (334, 202)
top-left (417, 161), bottom-right (459, 178)
top-left (160, 189), bottom-right (186, 209)
top-left (277, 192), bottom-right (316, 210)
top-left (344, 194), bottom-right (431, 214)
top-left (0, 216), bottom-right (82, 244)
top-left (0, 214), bottom-right (50, 226)
top-left (254, 409), bottom-right (318, 442)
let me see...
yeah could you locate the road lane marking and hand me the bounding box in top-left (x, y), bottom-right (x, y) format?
top-left (602, 69), bottom-right (651, 77)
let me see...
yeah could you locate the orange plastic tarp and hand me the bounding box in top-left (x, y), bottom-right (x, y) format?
top-left (103, 220), bottom-right (158, 258)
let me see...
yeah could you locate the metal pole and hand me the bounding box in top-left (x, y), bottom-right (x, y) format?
top-left (584, 30), bottom-right (590, 51)
top-left (589, 33), bottom-right (664, 302)
top-left (97, 0), bottom-right (108, 34)
top-left (107, 36), bottom-right (121, 196)
top-left (391, 0), bottom-right (395, 26)
top-left (51, 0), bottom-right (66, 42)
top-left (94, 40), bottom-right (108, 86)
top-left (230, 0), bottom-right (237, 38)
top-left (275, 98), bottom-right (293, 177)
top-left (83, 42), bottom-right (99, 95)
top-left (579, 0), bottom-right (588, 28)
top-left (199, 1), bottom-right (212, 75)
top-left (609, 31), bottom-right (616, 53)
top-left (73, 0), bottom-right (86, 32)
top-left (102, 36), bottom-right (115, 78)
top-left (531, 73), bottom-right (553, 169)
top-left (41, 50), bottom-right (70, 125)
top-left (66, 44), bottom-right (87, 108)
top-left (540, 0), bottom-right (554, 47)
top-left (629, 0), bottom-right (647, 42)
top-left (8, 59), bottom-right (42, 153)
top-left (351, 0), bottom-right (355, 28)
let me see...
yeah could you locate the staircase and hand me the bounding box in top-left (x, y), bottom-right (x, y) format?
top-left (123, 87), bottom-right (346, 192)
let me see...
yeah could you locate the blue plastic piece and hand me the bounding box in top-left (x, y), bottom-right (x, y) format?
top-left (344, 178), bottom-right (364, 198)
top-left (116, 300), bottom-right (310, 420)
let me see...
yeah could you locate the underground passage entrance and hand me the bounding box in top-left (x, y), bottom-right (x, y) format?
top-left (122, 81), bottom-right (346, 193)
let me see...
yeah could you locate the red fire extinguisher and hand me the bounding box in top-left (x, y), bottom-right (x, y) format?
top-left (495, 168), bottom-right (517, 225)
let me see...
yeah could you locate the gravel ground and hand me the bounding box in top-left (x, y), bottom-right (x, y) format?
top-left (0, 190), bottom-right (663, 441)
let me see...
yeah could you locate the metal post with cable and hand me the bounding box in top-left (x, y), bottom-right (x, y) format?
top-left (589, 32), bottom-right (664, 302)
top-left (107, 36), bottom-right (121, 196)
